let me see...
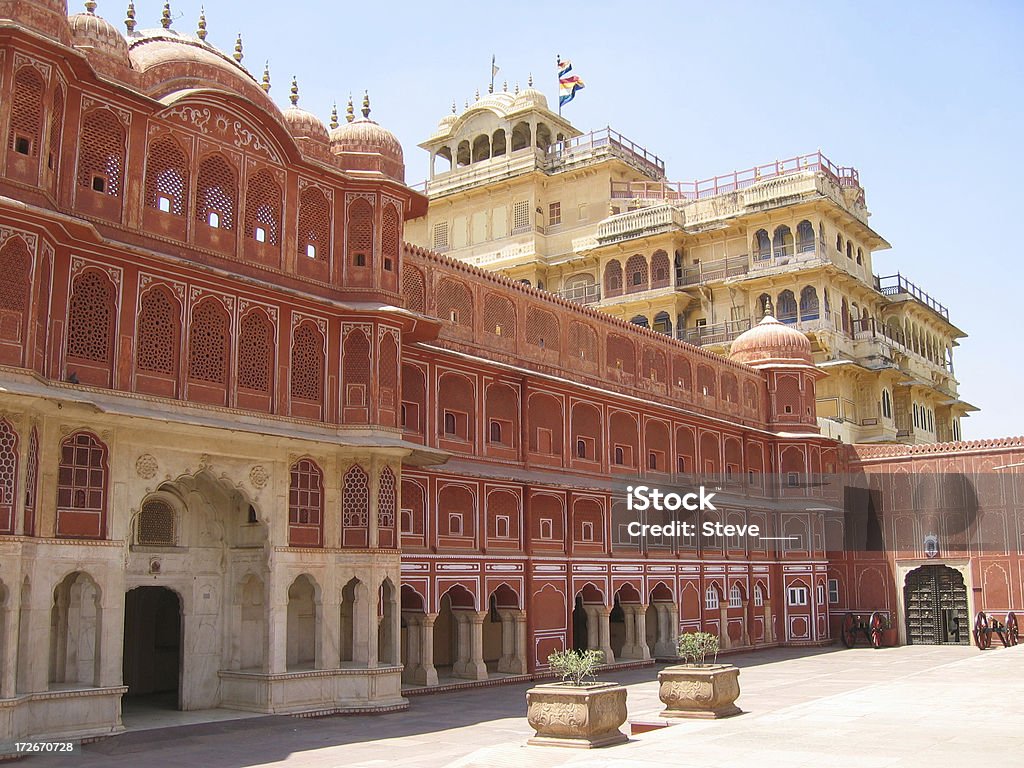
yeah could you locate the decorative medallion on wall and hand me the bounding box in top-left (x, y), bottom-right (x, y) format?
top-left (249, 465), bottom-right (269, 490)
top-left (136, 453), bottom-right (158, 479)
top-left (924, 533), bottom-right (939, 559)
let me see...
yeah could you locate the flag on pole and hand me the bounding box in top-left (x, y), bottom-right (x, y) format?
top-left (491, 55), bottom-right (500, 79)
top-left (557, 56), bottom-right (585, 107)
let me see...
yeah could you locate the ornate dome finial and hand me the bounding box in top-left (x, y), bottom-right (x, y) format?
top-left (451, 100), bottom-right (457, 114)
top-left (260, 62), bottom-right (270, 93)
top-left (85, 1), bottom-right (97, 15)
top-left (290, 76), bottom-right (299, 107)
top-left (345, 94), bottom-right (355, 123)
top-left (160, 1), bottom-right (171, 29)
top-left (125, 1), bottom-right (136, 33)
top-left (233, 33), bottom-right (243, 63)
top-left (488, 82), bottom-right (494, 94)
top-left (330, 103), bottom-right (339, 130)
top-left (197, 6), bottom-right (207, 40)
top-left (503, 80), bottom-right (508, 92)
top-left (528, 72), bottom-right (533, 87)
top-left (763, 297), bottom-right (775, 318)
top-left (361, 90), bottom-right (371, 119)
top-left (474, 88), bottom-right (480, 101)
top-left (514, 81), bottom-right (519, 94)
top-left (464, 98), bottom-right (469, 109)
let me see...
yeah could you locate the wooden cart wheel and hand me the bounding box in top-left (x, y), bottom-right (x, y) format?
top-left (973, 611), bottom-right (991, 650)
top-left (869, 611), bottom-right (885, 649)
top-left (841, 613), bottom-right (856, 648)
top-left (1006, 612), bottom-right (1019, 647)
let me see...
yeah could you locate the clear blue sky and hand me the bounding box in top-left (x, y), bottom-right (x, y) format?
top-left (122, 0), bottom-right (1023, 439)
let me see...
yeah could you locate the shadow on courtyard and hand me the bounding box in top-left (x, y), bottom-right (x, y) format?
top-left (26, 645), bottom-right (849, 768)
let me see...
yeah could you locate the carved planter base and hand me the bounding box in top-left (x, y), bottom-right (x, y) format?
top-left (658, 664), bottom-right (741, 719)
top-left (526, 682), bottom-right (628, 748)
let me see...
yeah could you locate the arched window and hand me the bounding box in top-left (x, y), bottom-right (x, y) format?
top-left (856, 247), bottom-right (863, 265)
top-left (56, 431), bottom-right (108, 539)
top-left (378, 466), bottom-right (397, 548)
top-left (47, 85), bottom-right (65, 175)
top-left (347, 198), bottom-right (374, 269)
top-left (729, 585), bottom-right (742, 608)
top-left (290, 322), bottom-right (324, 405)
top-left (625, 254), bottom-right (648, 292)
top-left (66, 269), bottom-right (115, 386)
top-left (489, 420), bottom-right (502, 443)
top-left (24, 427), bottom-right (39, 536)
top-left (836, 233), bottom-right (843, 251)
top-left (511, 122), bottom-right (531, 152)
top-left (136, 286), bottom-right (180, 378)
top-left (137, 498), bottom-right (175, 546)
top-left (754, 584), bottom-right (764, 607)
top-left (188, 299), bottom-right (230, 386)
top-left (144, 136), bottom-right (188, 216)
top-left (472, 134), bottom-right (490, 163)
top-left (881, 389), bottom-right (892, 419)
top-left (799, 286), bottom-right (819, 320)
top-left (796, 220), bottom-right (814, 252)
top-left (195, 154), bottom-right (237, 230)
top-left (604, 260), bottom-right (623, 296)
top-left (772, 225), bottom-right (793, 257)
top-left (0, 236), bottom-right (32, 362)
top-left (289, 458), bottom-right (324, 547)
top-left (651, 250), bottom-right (670, 287)
top-left (244, 169), bottom-right (282, 246)
top-left (705, 586), bottom-right (720, 611)
top-left (342, 464), bottom-right (370, 547)
top-left (77, 109), bottom-right (125, 197)
top-left (754, 229), bottom-right (771, 260)
top-left (776, 290), bottom-right (797, 323)
top-left (238, 310), bottom-right (274, 395)
top-left (298, 187), bottom-right (331, 261)
top-left (381, 203), bottom-right (400, 273)
top-left (342, 328), bottom-right (371, 420)
top-left (0, 419), bottom-right (18, 535)
top-left (8, 65), bottom-right (44, 158)
top-left (491, 129), bottom-right (507, 157)
top-left (846, 241), bottom-right (853, 259)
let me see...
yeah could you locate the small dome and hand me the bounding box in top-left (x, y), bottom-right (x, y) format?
top-left (281, 79), bottom-right (328, 143)
top-left (330, 95), bottom-right (404, 178)
top-left (512, 86), bottom-right (548, 112)
top-left (283, 106), bottom-right (329, 143)
top-left (4, 0), bottom-right (71, 43)
top-left (730, 310), bottom-right (813, 367)
top-left (69, 6), bottom-right (130, 64)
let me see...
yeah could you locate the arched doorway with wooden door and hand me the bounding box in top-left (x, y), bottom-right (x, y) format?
top-left (903, 565), bottom-right (969, 645)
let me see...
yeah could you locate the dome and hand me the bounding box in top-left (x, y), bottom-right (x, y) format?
top-left (512, 86), bottom-right (548, 112)
top-left (330, 95), bottom-right (404, 169)
top-left (128, 30), bottom-right (273, 110)
top-left (469, 91), bottom-right (515, 113)
top-left (2, 0), bottom-right (71, 43)
top-left (283, 106), bottom-right (328, 143)
top-left (69, 7), bottom-right (130, 64)
top-left (729, 310), bottom-right (813, 367)
top-left (281, 80), bottom-right (328, 143)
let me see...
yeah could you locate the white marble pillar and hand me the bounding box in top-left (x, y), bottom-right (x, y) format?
top-left (402, 612), bottom-right (421, 683)
top-left (466, 611), bottom-right (488, 680)
top-left (633, 605), bottom-right (651, 660)
top-left (741, 600), bottom-right (750, 646)
top-left (596, 606), bottom-right (615, 664)
top-left (764, 605), bottom-right (774, 644)
top-left (620, 606), bottom-right (637, 658)
top-left (420, 614), bottom-right (439, 686)
top-left (719, 604), bottom-right (730, 650)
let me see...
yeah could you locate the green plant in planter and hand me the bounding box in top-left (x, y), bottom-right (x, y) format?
top-left (676, 631), bottom-right (720, 666)
top-left (547, 649), bottom-right (605, 686)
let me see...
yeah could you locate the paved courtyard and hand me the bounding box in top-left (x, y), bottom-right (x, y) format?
top-left (25, 644), bottom-right (1024, 768)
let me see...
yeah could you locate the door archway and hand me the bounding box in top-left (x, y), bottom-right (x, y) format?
top-left (123, 586), bottom-right (183, 709)
top-left (903, 565), bottom-right (968, 645)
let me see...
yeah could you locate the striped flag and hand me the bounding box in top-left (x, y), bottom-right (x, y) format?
top-left (557, 56), bottom-right (585, 107)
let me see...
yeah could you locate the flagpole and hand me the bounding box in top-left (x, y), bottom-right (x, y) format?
top-left (556, 54), bottom-right (561, 117)
top-left (490, 54), bottom-right (496, 93)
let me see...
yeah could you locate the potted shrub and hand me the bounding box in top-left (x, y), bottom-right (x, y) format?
top-left (526, 649), bottom-right (628, 748)
top-left (658, 631), bottom-right (741, 719)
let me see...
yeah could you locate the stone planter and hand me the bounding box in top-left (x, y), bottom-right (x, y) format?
top-left (658, 664), bottom-right (741, 719)
top-left (526, 681), bottom-right (628, 748)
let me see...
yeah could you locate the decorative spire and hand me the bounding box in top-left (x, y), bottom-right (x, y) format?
top-left (84, 1), bottom-right (97, 15)
top-left (464, 98), bottom-right (469, 109)
top-left (196, 6), bottom-right (207, 40)
top-left (345, 94), bottom-right (354, 123)
top-left (260, 62), bottom-right (270, 93)
top-left (160, 1), bottom-right (171, 29)
top-left (488, 82), bottom-right (494, 94)
top-left (503, 80), bottom-right (508, 92)
top-left (330, 103), bottom-right (339, 130)
top-left (233, 33), bottom-right (243, 63)
top-left (514, 81), bottom-right (519, 95)
top-left (361, 90), bottom-right (371, 119)
top-left (528, 72), bottom-right (533, 87)
top-left (451, 100), bottom-right (457, 114)
top-left (763, 297), bottom-right (775, 319)
top-left (474, 88), bottom-right (480, 101)
top-left (124, 1), bottom-right (136, 33)
top-left (289, 77), bottom-right (299, 107)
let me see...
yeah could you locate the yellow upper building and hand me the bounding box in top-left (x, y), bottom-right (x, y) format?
top-left (405, 84), bottom-right (974, 445)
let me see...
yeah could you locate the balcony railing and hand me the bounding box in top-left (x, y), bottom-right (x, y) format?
top-left (875, 273), bottom-right (950, 321)
top-left (546, 127), bottom-right (666, 180)
top-left (596, 204), bottom-right (685, 245)
top-left (610, 150), bottom-right (861, 202)
top-left (852, 317), bottom-right (954, 372)
top-left (555, 283), bottom-right (602, 305)
top-left (678, 318), bottom-right (752, 346)
top-left (677, 255), bottom-right (750, 286)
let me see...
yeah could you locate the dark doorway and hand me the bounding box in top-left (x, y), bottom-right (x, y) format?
top-left (123, 587), bottom-right (182, 708)
top-left (903, 565), bottom-right (969, 645)
top-left (572, 595), bottom-right (588, 652)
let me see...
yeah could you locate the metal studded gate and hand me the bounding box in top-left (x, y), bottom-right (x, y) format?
top-left (903, 565), bottom-right (969, 645)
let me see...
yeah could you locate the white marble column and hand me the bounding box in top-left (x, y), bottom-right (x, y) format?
top-left (596, 606), bottom-right (615, 664)
top-left (633, 605), bottom-right (651, 660)
top-left (420, 614), bottom-right (439, 686)
top-left (466, 611), bottom-right (488, 680)
top-left (497, 609), bottom-right (527, 674)
top-left (401, 612), bottom-right (421, 683)
top-left (719, 604), bottom-right (730, 650)
top-left (620, 606), bottom-right (637, 658)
